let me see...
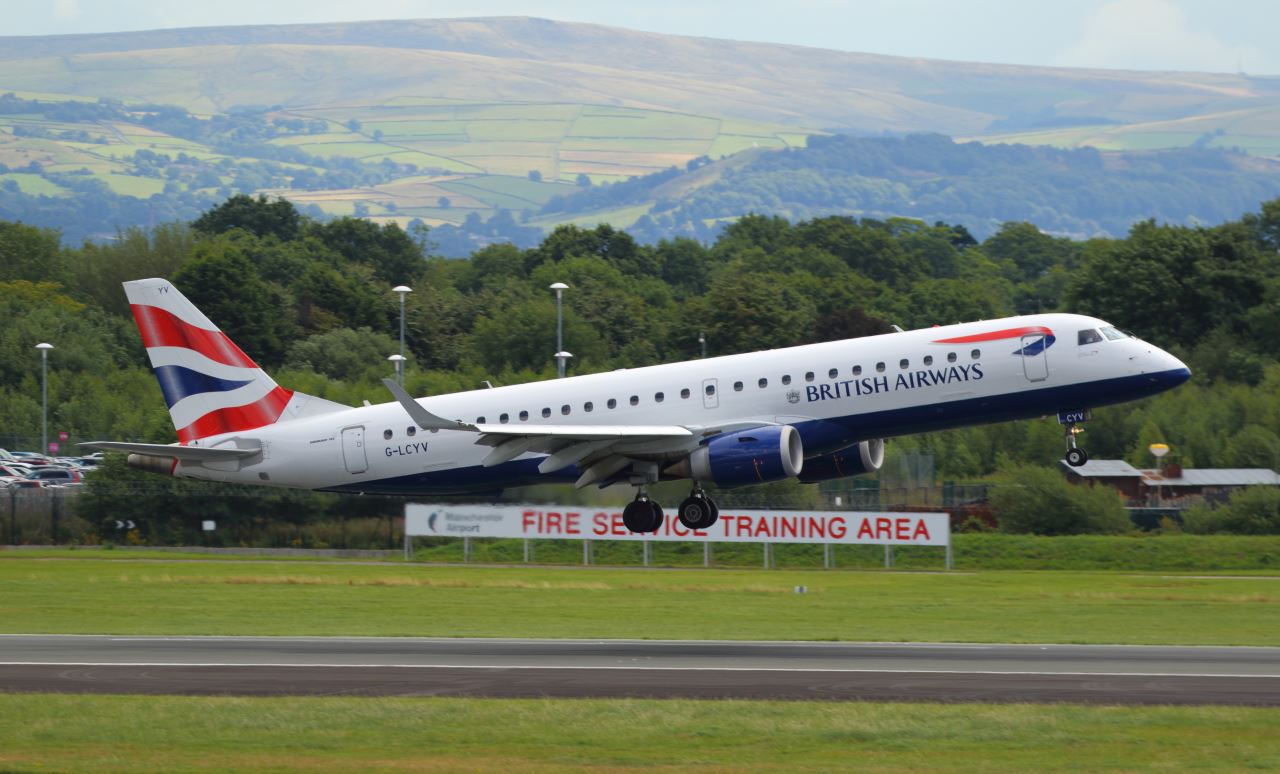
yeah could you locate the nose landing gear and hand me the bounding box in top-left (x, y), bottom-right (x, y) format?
top-left (1063, 423), bottom-right (1089, 467)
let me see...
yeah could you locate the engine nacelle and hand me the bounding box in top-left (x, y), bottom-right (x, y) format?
top-left (797, 439), bottom-right (885, 483)
top-left (679, 425), bottom-right (804, 488)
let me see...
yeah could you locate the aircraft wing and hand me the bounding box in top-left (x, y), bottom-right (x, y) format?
top-left (79, 441), bottom-right (261, 461)
top-left (381, 379), bottom-right (754, 486)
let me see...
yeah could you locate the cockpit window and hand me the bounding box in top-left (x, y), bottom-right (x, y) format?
top-left (1100, 326), bottom-right (1129, 341)
top-left (1078, 329), bottom-right (1103, 345)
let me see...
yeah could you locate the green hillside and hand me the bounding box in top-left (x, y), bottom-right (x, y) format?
top-left (5, 17), bottom-right (1280, 242)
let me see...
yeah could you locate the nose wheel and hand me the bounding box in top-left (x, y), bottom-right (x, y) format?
top-left (677, 488), bottom-right (719, 530)
top-left (622, 491), bottom-right (664, 533)
top-left (1063, 422), bottom-right (1089, 467)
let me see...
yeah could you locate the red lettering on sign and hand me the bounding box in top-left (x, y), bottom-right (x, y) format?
top-left (913, 520), bottom-right (931, 541)
top-left (566, 512), bottom-right (581, 535)
top-left (896, 518), bottom-right (911, 541)
top-left (857, 519), bottom-right (874, 539)
top-left (875, 518), bottom-right (891, 539)
top-left (522, 511), bottom-right (536, 532)
top-left (830, 517), bottom-right (847, 539)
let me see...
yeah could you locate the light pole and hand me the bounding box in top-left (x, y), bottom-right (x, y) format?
top-left (392, 285), bottom-right (411, 386)
top-left (549, 282), bottom-right (569, 377)
top-left (698, 331), bottom-right (706, 359)
top-left (35, 343), bottom-right (53, 454)
top-left (387, 354), bottom-right (406, 387)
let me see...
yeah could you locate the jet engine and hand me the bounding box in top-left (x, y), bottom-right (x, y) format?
top-left (667, 425), bottom-right (804, 488)
top-left (797, 439), bottom-right (885, 483)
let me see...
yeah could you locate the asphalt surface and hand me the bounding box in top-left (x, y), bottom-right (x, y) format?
top-left (1, 635), bottom-right (1277, 705)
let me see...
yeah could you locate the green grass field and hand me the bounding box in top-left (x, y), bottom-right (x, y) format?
top-left (0, 695), bottom-right (1274, 772)
top-left (1, 555), bottom-right (1276, 644)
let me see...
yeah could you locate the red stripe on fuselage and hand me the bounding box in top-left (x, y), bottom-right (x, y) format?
top-left (932, 325), bottom-right (1053, 344)
top-left (130, 304), bottom-right (257, 368)
top-left (175, 386), bottom-right (293, 442)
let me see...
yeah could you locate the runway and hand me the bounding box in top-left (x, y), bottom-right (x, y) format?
top-left (1, 635), bottom-right (1277, 705)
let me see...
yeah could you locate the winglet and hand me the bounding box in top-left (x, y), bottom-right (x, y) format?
top-left (382, 379), bottom-right (477, 432)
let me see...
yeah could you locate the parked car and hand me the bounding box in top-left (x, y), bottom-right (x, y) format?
top-left (6, 479), bottom-right (48, 490)
top-left (25, 467), bottom-right (83, 484)
top-left (0, 464), bottom-right (31, 478)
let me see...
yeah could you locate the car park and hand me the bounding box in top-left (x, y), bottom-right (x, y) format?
top-left (24, 467), bottom-right (83, 484)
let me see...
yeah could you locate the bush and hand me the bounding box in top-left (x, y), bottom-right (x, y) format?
top-left (990, 464), bottom-right (1129, 535)
top-left (1183, 487), bottom-right (1280, 535)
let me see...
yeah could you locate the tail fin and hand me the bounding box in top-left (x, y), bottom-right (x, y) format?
top-left (125, 278), bottom-right (346, 442)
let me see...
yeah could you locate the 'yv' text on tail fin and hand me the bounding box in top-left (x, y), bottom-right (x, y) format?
top-left (125, 278), bottom-right (294, 442)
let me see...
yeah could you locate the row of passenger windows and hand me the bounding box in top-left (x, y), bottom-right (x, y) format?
top-left (380, 349), bottom-right (982, 438)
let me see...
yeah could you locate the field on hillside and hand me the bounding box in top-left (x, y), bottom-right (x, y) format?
top-left (0, 89), bottom-right (807, 231)
top-left (1, 555), bottom-right (1276, 644)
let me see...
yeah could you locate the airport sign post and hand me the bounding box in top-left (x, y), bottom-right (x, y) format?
top-left (406, 504), bottom-right (951, 569)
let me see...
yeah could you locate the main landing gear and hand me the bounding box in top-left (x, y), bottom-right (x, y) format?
top-left (676, 487), bottom-right (719, 530)
top-left (622, 491), bottom-right (664, 533)
top-left (622, 486), bottom-right (721, 533)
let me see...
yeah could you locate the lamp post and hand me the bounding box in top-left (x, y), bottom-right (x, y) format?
top-left (391, 285), bottom-right (411, 386)
top-left (549, 282), bottom-right (569, 377)
top-left (34, 343), bottom-right (53, 455)
top-left (387, 354), bottom-right (406, 387)
top-left (698, 331), bottom-right (706, 359)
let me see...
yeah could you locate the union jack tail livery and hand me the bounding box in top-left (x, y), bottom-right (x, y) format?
top-left (125, 278), bottom-right (345, 443)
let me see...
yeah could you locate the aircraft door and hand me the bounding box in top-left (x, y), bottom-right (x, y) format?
top-left (701, 378), bottom-right (719, 409)
top-left (1021, 335), bottom-right (1049, 382)
top-left (341, 426), bottom-right (368, 474)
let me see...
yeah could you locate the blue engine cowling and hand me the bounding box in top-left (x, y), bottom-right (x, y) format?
top-left (686, 425), bottom-right (804, 488)
top-left (797, 439), bottom-right (885, 483)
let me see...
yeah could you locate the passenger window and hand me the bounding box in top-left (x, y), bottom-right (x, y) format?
top-left (899, 359), bottom-right (909, 369)
top-left (1078, 329), bottom-right (1104, 345)
top-left (629, 395), bottom-right (639, 406)
top-left (947, 352), bottom-right (957, 363)
top-left (608, 398), bottom-right (618, 409)
top-left (519, 410), bottom-right (529, 421)
top-left (383, 429), bottom-right (393, 440)
top-left (852, 365), bottom-right (862, 376)
top-left (681, 388), bottom-right (691, 399)
top-left (584, 402), bottom-right (594, 412)
top-left (705, 384), bottom-right (716, 396)
top-left (828, 368), bottom-right (838, 379)
top-left (734, 381), bottom-right (743, 391)
top-left (407, 426), bottom-right (417, 436)
top-left (923, 356), bottom-right (933, 366)
top-left (805, 371), bottom-right (815, 382)
top-left (781, 375), bottom-right (791, 385)
top-left (561, 404), bottom-right (570, 415)
top-left (758, 378), bottom-right (768, 388)
top-left (500, 413), bottom-right (510, 424)
top-left (655, 392), bottom-right (664, 403)
top-left (876, 362), bottom-right (886, 373)
top-left (542, 407), bottom-right (551, 418)
top-left (971, 349), bottom-right (981, 359)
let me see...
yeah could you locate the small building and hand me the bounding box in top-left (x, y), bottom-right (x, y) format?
top-left (1061, 460), bottom-right (1280, 507)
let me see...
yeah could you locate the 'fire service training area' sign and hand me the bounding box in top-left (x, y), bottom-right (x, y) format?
top-left (405, 504), bottom-right (950, 547)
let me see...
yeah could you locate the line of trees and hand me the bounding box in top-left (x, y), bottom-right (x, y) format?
top-left (1, 193), bottom-right (1278, 538)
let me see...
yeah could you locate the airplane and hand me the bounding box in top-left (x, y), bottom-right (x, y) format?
top-left (83, 278), bottom-right (1191, 534)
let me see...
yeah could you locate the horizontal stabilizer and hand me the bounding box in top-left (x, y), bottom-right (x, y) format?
top-left (79, 441), bottom-right (261, 462)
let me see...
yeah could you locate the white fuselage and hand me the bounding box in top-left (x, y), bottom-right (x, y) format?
top-left (172, 313), bottom-right (1189, 495)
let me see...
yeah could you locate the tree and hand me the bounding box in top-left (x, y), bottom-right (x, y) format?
top-left (285, 327), bottom-right (400, 383)
top-left (173, 247), bottom-right (295, 368)
top-left (192, 194), bottom-right (301, 241)
top-left (0, 221), bottom-right (66, 285)
top-left (991, 464), bottom-right (1129, 535)
top-left (527, 169), bottom-right (543, 182)
top-left (309, 217), bottom-right (424, 284)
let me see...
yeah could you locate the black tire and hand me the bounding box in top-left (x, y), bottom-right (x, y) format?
top-left (622, 499), bottom-right (651, 532)
top-left (1066, 448), bottom-right (1089, 467)
top-left (705, 497), bottom-right (719, 527)
top-left (677, 496), bottom-right (714, 530)
top-left (646, 500), bottom-right (665, 533)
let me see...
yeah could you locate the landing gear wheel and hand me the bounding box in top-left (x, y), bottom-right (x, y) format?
top-left (623, 497), bottom-right (664, 533)
top-left (1065, 447), bottom-right (1089, 467)
top-left (677, 495), bottom-right (716, 529)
